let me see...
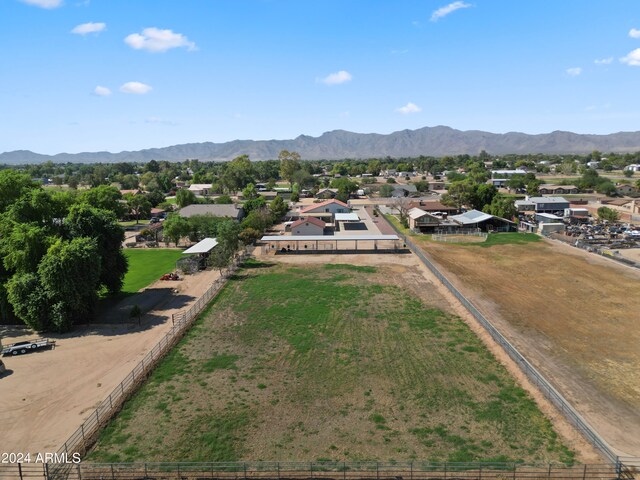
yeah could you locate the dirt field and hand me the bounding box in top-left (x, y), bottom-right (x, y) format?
top-left (0, 267), bottom-right (222, 455)
top-left (88, 254), bottom-right (599, 464)
top-left (410, 235), bottom-right (640, 457)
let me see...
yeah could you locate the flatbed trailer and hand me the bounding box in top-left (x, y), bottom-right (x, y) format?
top-left (1, 338), bottom-right (56, 356)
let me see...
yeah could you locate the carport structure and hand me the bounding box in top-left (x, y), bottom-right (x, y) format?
top-left (260, 234), bottom-right (402, 254)
top-left (178, 237), bottom-right (218, 273)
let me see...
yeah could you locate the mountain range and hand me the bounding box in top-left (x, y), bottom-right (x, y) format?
top-left (3, 126), bottom-right (640, 164)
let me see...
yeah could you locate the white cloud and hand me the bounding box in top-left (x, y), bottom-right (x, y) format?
top-left (620, 48), bottom-right (640, 66)
top-left (566, 67), bottom-right (582, 76)
top-left (594, 57), bottom-right (613, 65)
top-left (120, 82), bottom-right (152, 94)
top-left (124, 27), bottom-right (196, 53)
top-left (430, 1), bottom-right (472, 22)
top-left (19, 0), bottom-right (63, 8)
top-left (320, 70), bottom-right (352, 85)
top-left (93, 86), bottom-right (111, 96)
top-left (629, 28), bottom-right (640, 39)
top-left (396, 102), bottom-right (422, 114)
top-left (71, 22), bottom-right (106, 35)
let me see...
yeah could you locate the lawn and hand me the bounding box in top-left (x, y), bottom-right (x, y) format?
top-left (118, 219), bottom-right (150, 227)
top-left (121, 249), bottom-right (183, 293)
top-left (88, 260), bottom-right (572, 464)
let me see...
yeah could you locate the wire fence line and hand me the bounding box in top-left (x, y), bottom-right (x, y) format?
top-left (380, 213), bottom-right (635, 467)
top-left (53, 253), bottom-right (248, 463)
top-left (0, 461), bottom-right (624, 480)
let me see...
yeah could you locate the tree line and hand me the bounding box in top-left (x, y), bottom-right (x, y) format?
top-left (0, 171), bottom-right (127, 332)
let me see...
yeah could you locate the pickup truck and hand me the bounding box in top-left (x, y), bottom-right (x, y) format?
top-left (1, 338), bottom-right (56, 356)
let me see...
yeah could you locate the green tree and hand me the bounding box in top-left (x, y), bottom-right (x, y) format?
top-left (243, 196), bottom-right (266, 214)
top-left (65, 204), bottom-right (127, 295)
top-left (214, 195), bottom-right (233, 204)
top-left (597, 206), bottom-right (620, 222)
top-left (124, 194), bottom-right (152, 224)
top-left (0, 223), bottom-right (51, 274)
top-left (79, 185), bottom-right (125, 217)
top-left (37, 237), bottom-right (101, 330)
top-left (162, 214), bottom-right (191, 246)
top-left (242, 183), bottom-right (258, 200)
top-left (217, 219), bottom-right (241, 257)
top-left (6, 273), bottom-right (49, 331)
top-left (0, 170), bottom-right (37, 213)
top-left (595, 181), bottom-right (616, 196)
top-left (221, 155), bottom-right (254, 193)
top-left (379, 184), bottom-right (394, 197)
top-left (239, 227), bottom-right (262, 246)
top-left (623, 169), bottom-right (634, 178)
top-left (484, 194), bottom-right (517, 219)
top-left (269, 195), bottom-right (288, 220)
top-left (176, 188), bottom-right (197, 208)
top-left (279, 150), bottom-right (301, 188)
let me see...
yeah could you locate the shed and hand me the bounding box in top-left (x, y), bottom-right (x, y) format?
top-left (178, 237), bottom-right (218, 273)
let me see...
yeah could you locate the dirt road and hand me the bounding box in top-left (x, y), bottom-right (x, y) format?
top-left (0, 267), bottom-right (222, 455)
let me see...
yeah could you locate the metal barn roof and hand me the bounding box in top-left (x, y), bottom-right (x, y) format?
top-left (182, 238), bottom-right (219, 254)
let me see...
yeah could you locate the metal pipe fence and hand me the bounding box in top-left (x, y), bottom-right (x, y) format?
top-left (52, 254), bottom-right (247, 463)
top-left (379, 212), bottom-right (632, 467)
top-left (0, 461), bottom-right (623, 480)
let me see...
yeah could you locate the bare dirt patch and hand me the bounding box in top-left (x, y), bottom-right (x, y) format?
top-left (0, 267), bottom-right (222, 455)
top-left (412, 236), bottom-right (640, 457)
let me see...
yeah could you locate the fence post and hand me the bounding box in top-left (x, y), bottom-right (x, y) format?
top-left (77, 463), bottom-right (82, 480)
top-left (44, 463), bottom-right (49, 480)
top-left (513, 463), bottom-right (517, 480)
top-left (17, 463), bottom-right (23, 480)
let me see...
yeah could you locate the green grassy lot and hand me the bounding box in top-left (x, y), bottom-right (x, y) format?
top-left (121, 249), bottom-right (183, 293)
top-left (88, 260), bottom-right (572, 464)
top-left (118, 219), bottom-right (150, 227)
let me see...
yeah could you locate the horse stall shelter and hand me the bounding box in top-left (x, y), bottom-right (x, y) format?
top-left (260, 235), bottom-right (402, 254)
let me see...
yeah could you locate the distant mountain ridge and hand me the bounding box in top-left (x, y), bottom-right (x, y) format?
top-left (3, 126), bottom-right (640, 164)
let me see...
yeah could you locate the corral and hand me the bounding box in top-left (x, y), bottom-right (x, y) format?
top-left (88, 257), bottom-right (576, 464)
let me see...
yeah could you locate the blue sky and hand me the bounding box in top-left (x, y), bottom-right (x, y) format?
top-left (2, 0), bottom-right (640, 154)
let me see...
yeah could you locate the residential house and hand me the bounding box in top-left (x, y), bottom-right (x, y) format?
top-left (391, 184), bottom-right (418, 197)
top-left (616, 183), bottom-right (637, 195)
top-left (315, 188), bottom-right (339, 199)
top-left (290, 217), bottom-right (326, 236)
top-left (188, 184), bottom-right (213, 196)
top-left (407, 200), bottom-right (459, 216)
top-left (408, 208), bottom-right (443, 233)
top-left (514, 196), bottom-right (570, 214)
top-left (300, 199), bottom-right (350, 216)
